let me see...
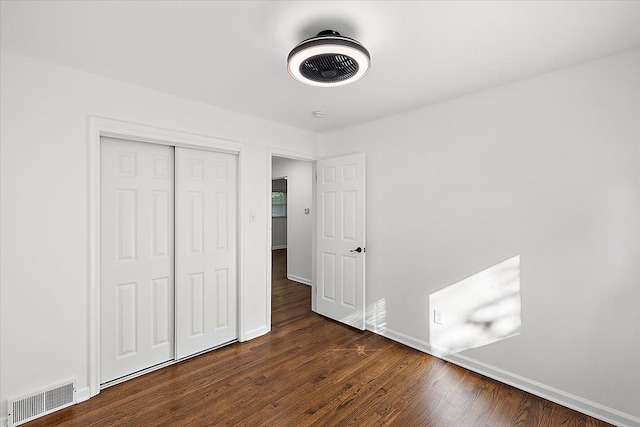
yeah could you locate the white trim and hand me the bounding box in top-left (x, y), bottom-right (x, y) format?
top-left (365, 325), bottom-right (640, 427)
top-left (272, 245), bottom-right (287, 250)
top-left (76, 387), bottom-right (91, 403)
top-left (442, 352), bottom-right (640, 427)
top-left (365, 325), bottom-right (430, 353)
top-left (236, 151), bottom-right (246, 342)
top-left (88, 117), bottom-right (101, 397)
top-left (266, 148), bottom-right (319, 336)
top-left (90, 116), bottom-right (242, 153)
top-left (88, 116), bottom-right (244, 397)
top-left (243, 325), bottom-right (270, 341)
top-left (269, 147), bottom-right (320, 163)
top-left (287, 274), bottom-right (312, 286)
top-left (310, 162), bottom-right (317, 312)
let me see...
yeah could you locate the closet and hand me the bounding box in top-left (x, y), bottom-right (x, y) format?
top-left (100, 137), bottom-right (237, 384)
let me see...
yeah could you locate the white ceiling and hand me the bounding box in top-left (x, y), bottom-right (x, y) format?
top-left (2, 1), bottom-right (640, 132)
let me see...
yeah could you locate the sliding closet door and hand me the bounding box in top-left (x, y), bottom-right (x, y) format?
top-left (175, 147), bottom-right (237, 359)
top-left (100, 137), bottom-right (175, 384)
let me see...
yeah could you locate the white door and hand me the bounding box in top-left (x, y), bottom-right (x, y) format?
top-left (100, 137), bottom-right (174, 383)
top-left (315, 153), bottom-right (366, 330)
top-left (175, 147), bottom-right (237, 359)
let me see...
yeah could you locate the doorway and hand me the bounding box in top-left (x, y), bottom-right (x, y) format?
top-left (269, 155), bottom-right (316, 327)
top-left (267, 151), bottom-right (367, 333)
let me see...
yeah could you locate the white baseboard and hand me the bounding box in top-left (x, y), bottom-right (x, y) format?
top-left (366, 323), bottom-right (430, 352)
top-left (77, 386), bottom-right (91, 403)
top-left (271, 245), bottom-right (287, 250)
top-left (242, 325), bottom-right (269, 341)
top-left (287, 274), bottom-right (312, 286)
top-left (443, 352), bottom-right (640, 427)
top-left (366, 325), bottom-right (639, 427)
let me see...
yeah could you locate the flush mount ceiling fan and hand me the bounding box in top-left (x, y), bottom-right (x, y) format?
top-left (287, 30), bottom-right (371, 87)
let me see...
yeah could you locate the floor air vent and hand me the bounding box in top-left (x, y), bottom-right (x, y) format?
top-left (8, 381), bottom-right (76, 426)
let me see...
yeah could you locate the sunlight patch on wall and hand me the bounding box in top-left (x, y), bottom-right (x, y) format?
top-left (429, 256), bottom-right (521, 357)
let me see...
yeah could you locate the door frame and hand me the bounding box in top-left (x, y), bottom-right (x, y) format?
top-left (266, 148), bottom-right (319, 330)
top-left (88, 116), bottom-right (243, 397)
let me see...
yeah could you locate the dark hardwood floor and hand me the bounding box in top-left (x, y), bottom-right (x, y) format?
top-left (28, 249), bottom-right (611, 426)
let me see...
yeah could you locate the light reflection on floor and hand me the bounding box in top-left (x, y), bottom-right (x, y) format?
top-left (366, 298), bottom-right (387, 334)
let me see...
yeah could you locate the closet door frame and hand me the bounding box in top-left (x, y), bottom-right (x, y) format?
top-left (88, 116), bottom-right (243, 398)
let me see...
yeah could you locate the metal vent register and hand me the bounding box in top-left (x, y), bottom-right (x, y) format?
top-left (9, 381), bottom-right (76, 426)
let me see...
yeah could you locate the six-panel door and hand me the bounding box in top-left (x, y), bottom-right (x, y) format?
top-left (100, 137), bottom-right (175, 383)
top-left (316, 153), bottom-right (366, 330)
top-left (175, 147), bottom-right (238, 359)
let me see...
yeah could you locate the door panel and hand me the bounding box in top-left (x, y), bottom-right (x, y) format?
top-left (316, 153), bottom-right (366, 330)
top-left (175, 148), bottom-right (237, 359)
top-left (101, 137), bottom-right (175, 384)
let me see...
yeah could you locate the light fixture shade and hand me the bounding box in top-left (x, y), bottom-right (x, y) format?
top-left (287, 30), bottom-right (371, 87)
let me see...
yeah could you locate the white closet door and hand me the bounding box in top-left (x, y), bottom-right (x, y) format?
top-left (100, 137), bottom-right (174, 384)
top-left (175, 147), bottom-right (237, 359)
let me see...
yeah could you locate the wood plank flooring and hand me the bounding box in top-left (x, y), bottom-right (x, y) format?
top-left (27, 249), bottom-right (611, 426)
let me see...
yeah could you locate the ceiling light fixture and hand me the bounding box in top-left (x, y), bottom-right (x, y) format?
top-left (287, 30), bottom-right (371, 87)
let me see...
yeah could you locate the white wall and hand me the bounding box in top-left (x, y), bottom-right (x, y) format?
top-left (272, 217), bottom-right (287, 248)
top-left (321, 49), bottom-right (640, 425)
top-left (0, 51), bottom-right (319, 421)
top-left (272, 157), bottom-right (314, 285)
